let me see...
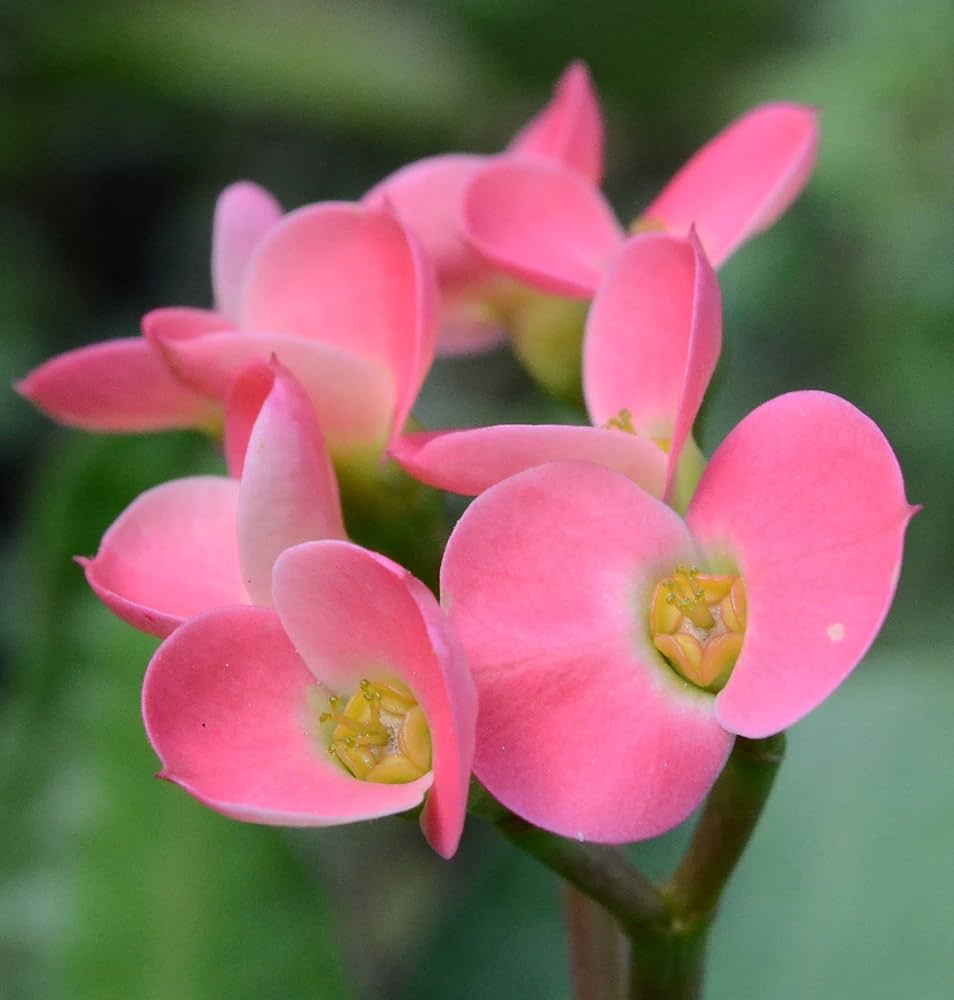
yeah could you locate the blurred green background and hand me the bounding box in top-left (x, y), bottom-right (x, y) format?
top-left (2, 1), bottom-right (952, 997)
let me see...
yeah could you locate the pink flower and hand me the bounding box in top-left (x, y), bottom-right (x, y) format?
top-left (392, 229), bottom-right (721, 506)
top-left (364, 61), bottom-right (603, 353)
top-left (463, 102), bottom-right (819, 299)
top-left (80, 361), bottom-right (345, 638)
top-left (440, 391), bottom-right (915, 843)
top-left (142, 539), bottom-right (477, 858)
top-left (19, 187), bottom-right (437, 458)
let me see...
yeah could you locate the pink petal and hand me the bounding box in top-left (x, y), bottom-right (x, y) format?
top-left (441, 462), bottom-right (732, 843)
top-left (370, 554), bottom-right (477, 859)
top-left (273, 541), bottom-right (476, 857)
top-left (156, 330), bottom-right (395, 455)
top-left (236, 364), bottom-right (346, 607)
top-left (211, 182), bottom-right (283, 323)
top-left (81, 476), bottom-right (247, 637)
top-left (143, 606), bottom-right (432, 825)
top-left (141, 306), bottom-right (234, 342)
top-left (16, 338), bottom-right (218, 432)
top-left (239, 202), bottom-right (437, 443)
top-left (686, 392), bottom-right (916, 737)
top-left (508, 60), bottom-right (604, 183)
top-left (583, 230), bottom-right (722, 498)
top-left (364, 155), bottom-right (506, 355)
top-left (644, 103), bottom-right (820, 267)
top-left (391, 424), bottom-right (666, 498)
top-left (364, 154), bottom-right (488, 288)
top-left (223, 360), bottom-right (275, 478)
top-left (463, 159), bottom-right (624, 297)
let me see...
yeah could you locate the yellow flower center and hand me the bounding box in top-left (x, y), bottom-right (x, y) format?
top-left (320, 677), bottom-right (432, 784)
top-left (649, 565), bottom-right (747, 693)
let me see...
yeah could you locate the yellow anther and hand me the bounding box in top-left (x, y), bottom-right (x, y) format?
top-left (321, 676), bottom-right (432, 785)
top-left (648, 566), bottom-right (747, 693)
top-left (366, 755), bottom-right (426, 784)
top-left (335, 743), bottom-right (377, 780)
top-left (352, 677), bottom-right (415, 715)
top-left (399, 706), bottom-right (432, 773)
top-left (649, 585), bottom-right (682, 635)
top-left (699, 632), bottom-right (743, 691)
top-left (721, 577), bottom-right (747, 633)
top-left (602, 408), bottom-right (636, 434)
top-left (653, 633), bottom-right (703, 680)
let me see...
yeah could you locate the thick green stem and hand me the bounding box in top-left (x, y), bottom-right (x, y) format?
top-left (468, 782), bottom-right (665, 933)
top-left (628, 922), bottom-right (708, 1000)
top-left (564, 886), bottom-right (628, 1000)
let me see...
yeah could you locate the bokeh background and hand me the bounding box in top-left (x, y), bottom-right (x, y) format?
top-left (3, 1), bottom-right (952, 997)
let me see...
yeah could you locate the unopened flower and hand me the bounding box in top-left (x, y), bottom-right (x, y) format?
top-left (143, 540), bottom-right (477, 858)
top-left (440, 391), bottom-right (914, 843)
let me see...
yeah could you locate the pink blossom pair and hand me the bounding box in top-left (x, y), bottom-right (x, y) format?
top-left (84, 361), bottom-right (476, 859)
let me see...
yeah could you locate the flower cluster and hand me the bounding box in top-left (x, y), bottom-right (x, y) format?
top-left (18, 63), bottom-right (914, 857)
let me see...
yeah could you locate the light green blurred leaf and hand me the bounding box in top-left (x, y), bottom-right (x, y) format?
top-left (708, 647), bottom-right (954, 999)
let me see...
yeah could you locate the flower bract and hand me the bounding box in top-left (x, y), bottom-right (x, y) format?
top-left (143, 540), bottom-right (477, 858)
top-left (439, 391), bottom-right (915, 842)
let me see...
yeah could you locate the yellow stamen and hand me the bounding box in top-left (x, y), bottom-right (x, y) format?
top-left (366, 755), bottom-right (426, 784)
top-left (648, 566), bottom-right (747, 693)
top-left (602, 408), bottom-right (636, 434)
top-left (320, 677), bottom-right (432, 784)
top-left (398, 705), bottom-right (432, 773)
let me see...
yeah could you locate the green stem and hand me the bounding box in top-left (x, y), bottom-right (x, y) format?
top-left (470, 733), bottom-right (785, 1000)
top-left (564, 886), bottom-right (628, 1000)
top-left (625, 733), bottom-right (787, 999)
top-left (668, 733), bottom-right (786, 919)
top-left (627, 922), bottom-right (708, 1000)
top-left (468, 782), bottom-right (665, 933)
